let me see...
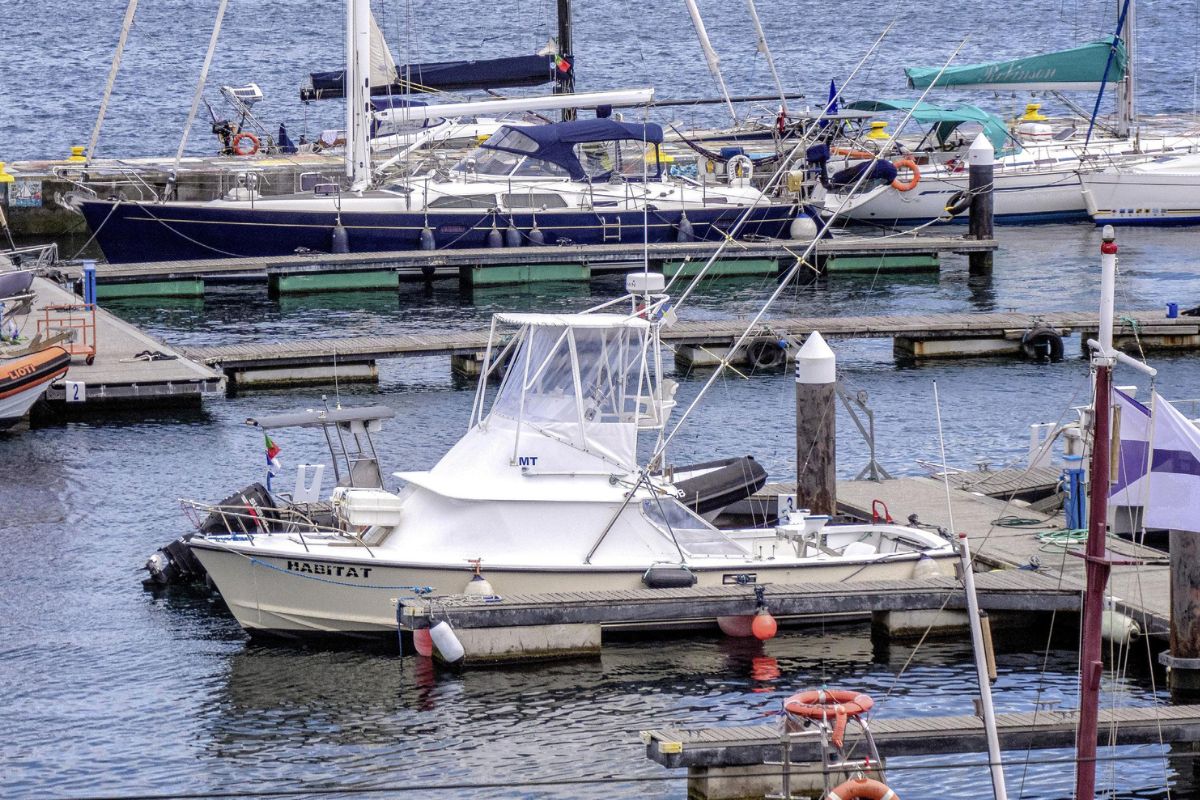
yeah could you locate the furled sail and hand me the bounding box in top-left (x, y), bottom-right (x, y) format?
top-left (303, 54), bottom-right (567, 100)
top-left (905, 36), bottom-right (1127, 92)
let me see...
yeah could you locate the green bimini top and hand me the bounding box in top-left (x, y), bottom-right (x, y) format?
top-left (904, 36), bottom-right (1127, 92)
top-left (846, 99), bottom-right (1015, 154)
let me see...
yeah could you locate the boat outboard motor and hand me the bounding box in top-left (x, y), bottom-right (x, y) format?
top-left (828, 159), bottom-right (897, 192)
top-left (198, 482), bottom-right (278, 534)
top-left (805, 143), bottom-right (830, 189)
top-left (143, 534), bottom-right (208, 588)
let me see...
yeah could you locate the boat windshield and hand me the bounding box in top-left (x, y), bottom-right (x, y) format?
top-left (452, 145), bottom-right (570, 178)
top-left (489, 321), bottom-right (652, 469)
top-left (575, 140), bottom-right (660, 180)
top-left (641, 498), bottom-right (748, 557)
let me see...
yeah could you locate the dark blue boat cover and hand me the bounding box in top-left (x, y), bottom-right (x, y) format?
top-left (303, 54), bottom-right (570, 101)
top-left (484, 120), bottom-right (663, 181)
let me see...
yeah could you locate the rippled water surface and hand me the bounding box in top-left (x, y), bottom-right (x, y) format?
top-left (5, 1), bottom-right (1200, 798)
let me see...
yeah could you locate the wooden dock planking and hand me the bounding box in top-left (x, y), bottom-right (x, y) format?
top-left (835, 477), bottom-right (1172, 636)
top-left (397, 571), bottom-right (1081, 631)
top-left (181, 309), bottom-right (1193, 371)
top-left (23, 278), bottom-right (223, 405)
top-left (642, 705), bottom-right (1200, 768)
top-left (64, 235), bottom-right (1000, 284)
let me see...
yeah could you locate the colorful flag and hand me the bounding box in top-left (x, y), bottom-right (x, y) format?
top-left (553, 54), bottom-right (571, 74)
top-left (1110, 388), bottom-right (1151, 508)
top-left (264, 434), bottom-right (281, 463)
top-left (1145, 392), bottom-right (1200, 532)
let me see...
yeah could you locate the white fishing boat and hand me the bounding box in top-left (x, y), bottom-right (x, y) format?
top-left (179, 276), bottom-right (955, 638)
top-left (1081, 152), bottom-right (1200, 226)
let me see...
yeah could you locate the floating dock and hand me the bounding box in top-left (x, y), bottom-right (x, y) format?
top-left (642, 705), bottom-right (1200, 800)
top-left (16, 278), bottom-right (222, 414)
top-left (178, 309), bottom-right (1196, 388)
top-left (57, 235), bottom-right (1000, 298)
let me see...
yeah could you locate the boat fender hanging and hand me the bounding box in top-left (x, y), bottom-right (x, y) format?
top-left (413, 628), bottom-right (435, 657)
top-left (890, 158), bottom-right (920, 192)
top-left (486, 223), bottom-right (503, 248)
top-left (643, 564), bottom-right (697, 589)
top-left (1020, 326), bottom-right (1064, 362)
top-left (429, 620), bottom-right (465, 664)
top-left (231, 131), bottom-right (260, 157)
top-left (505, 224), bottom-right (522, 248)
top-left (527, 222), bottom-right (545, 246)
top-left (726, 154), bottom-right (754, 182)
top-left (331, 223), bottom-right (349, 254)
top-left (419, 225), bottom-right (436, 251)
top-left (944, 189), bottom-right (972, 216)
top-left (745, 338), bottom-right (786, 369)
top-left (676, 211), bottom-right (695, 243)
top-left (827, 774), bottom-right (899, 800)
top-left (752, 608), bottom-right (777, 640)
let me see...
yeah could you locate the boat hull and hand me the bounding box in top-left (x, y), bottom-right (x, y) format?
top-left (188, 540), bottom-right (956, 636)
top-left (0, 346), bottom-right (71, 429)
top-left (1083, 170), bottom-right (1200, 226)
top-left (78, 200), bottom-right (802, 264)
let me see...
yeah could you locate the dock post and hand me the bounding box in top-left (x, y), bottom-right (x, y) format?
top-left (795, 331), bottom-right (836, 516)
top-left (967, 134), bottom-right (994, 275)
top-left (1165, 530), bottom-right (1200, 696)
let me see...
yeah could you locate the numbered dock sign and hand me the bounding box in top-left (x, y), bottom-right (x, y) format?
top-left (64, 380), bottom-right (86, 403)
top-left (11, 179), bottom-right (43, 208)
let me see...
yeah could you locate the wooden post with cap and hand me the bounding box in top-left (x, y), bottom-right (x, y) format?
top-left (795, 331), bottom-right (836, 516)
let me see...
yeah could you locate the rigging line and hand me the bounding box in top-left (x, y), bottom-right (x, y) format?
top-left (655, 36), bottom-right (969, 463)
top-left (86, 0), bottom-right (139, 165)
top-left (666, 17), bottom-right (899, 311)
top-left (174, 0), bottom-right (229, 171)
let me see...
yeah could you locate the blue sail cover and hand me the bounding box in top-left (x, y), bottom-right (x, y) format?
top-left (484, 120), bottom-right (663, 181)
top-left (302, 54), bottom-right (570, 100)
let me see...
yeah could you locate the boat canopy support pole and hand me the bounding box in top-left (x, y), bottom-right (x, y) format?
top-left (174, 0), bottom-right (229, 172)
top-left (86, 0), bottom-right (140, 164)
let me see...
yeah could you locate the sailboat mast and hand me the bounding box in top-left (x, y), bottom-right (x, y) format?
top-left (1075, 225), bottom-right (1118, 800)
top-left (556, 0), bottom-right (576, 121)
top-left (345, 0), bottom-right (372, 191)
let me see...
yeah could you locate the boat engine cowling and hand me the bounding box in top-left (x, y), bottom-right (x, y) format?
top-left (198, 482), bottom-right (277, 534)
top-left (143, 534), bottom-right (208, 588)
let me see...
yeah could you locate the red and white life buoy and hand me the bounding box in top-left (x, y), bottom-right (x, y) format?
top-left (231, 131), bottom-right (260, 157)
top-left (784, 688), bottom-right (874, 748)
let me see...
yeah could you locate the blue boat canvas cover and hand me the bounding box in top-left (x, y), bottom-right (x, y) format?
top-left (303, 54), bottom-right (570, 100)
top-left (483, 120), bottom-right (664, 181)
top-left (904, 36), bottom-right (1127, 91)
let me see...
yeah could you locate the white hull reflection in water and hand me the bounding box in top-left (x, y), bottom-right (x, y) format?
top-left (186, 285), bottom-right (955, 637)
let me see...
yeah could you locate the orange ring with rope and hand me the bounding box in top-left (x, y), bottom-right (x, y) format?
top-left (231, 131), bottom-right (260, 157)
top-left (890, 157), bottom-right (920, 191)
top-left (784, 688), bottom-right (874, 748)
top-left (827, 775), bottom-right (899, 800)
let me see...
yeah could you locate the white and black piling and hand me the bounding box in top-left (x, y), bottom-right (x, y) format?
top-left (795, 331), bottom-right (836, 516)
top-left (967, 133), bottom-right (995, 275)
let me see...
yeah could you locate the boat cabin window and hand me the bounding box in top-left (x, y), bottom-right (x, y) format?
top-left (574, 140), bottom-right (661, 180)
top-left (640, 498), bottom-right (748, 557)
top-left (488, 127), bottom-right (540, 154)
top-left (502, 192), bottom-right (569, 210)
top-left (428, 193), bottom-right (498, 209)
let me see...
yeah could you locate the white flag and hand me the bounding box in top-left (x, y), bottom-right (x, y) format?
top-left (1110, 388), bottom-right (1152, 508)
top-left (1145, 391), bottom-right (1200, 533)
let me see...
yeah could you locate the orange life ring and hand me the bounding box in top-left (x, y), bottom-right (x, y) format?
top-left (827, 775), bottom-right (899, 800)
top-left (784, 689), bottom-right (874, 748)
top-left (231, 131), bottom-right (260, 157)
top-left (890, 157), bottom-right (920, 191)
top-left (833, 147), bottom-right (875, 160)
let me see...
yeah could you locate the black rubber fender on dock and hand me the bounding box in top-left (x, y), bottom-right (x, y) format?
top-left (1021, 325), bottom-right (1064, 362)
top-left (744, 338), bottom-right (786, 369)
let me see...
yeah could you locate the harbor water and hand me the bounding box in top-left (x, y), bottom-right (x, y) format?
top-left (6, 0), bottom-right (1200, 798)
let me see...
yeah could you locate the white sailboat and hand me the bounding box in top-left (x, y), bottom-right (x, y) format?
top-left (1080, 152), bottom-right (1200, 226)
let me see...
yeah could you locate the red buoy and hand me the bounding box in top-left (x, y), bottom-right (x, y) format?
top-left (751, 610), bottom-right (777, 640)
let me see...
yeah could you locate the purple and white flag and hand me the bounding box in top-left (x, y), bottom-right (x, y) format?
top-left (1145, 392), bottom-right (1200, 533)
top-left (1110, 388), bottom-right (1152, 508)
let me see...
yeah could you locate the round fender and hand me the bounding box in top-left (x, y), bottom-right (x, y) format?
top-left (944, 189), bottom-right (972, 216)
top-left (745, 338), bottom-right (785, 369)
top-left (1021, 325), bottom-right (1064, 362)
